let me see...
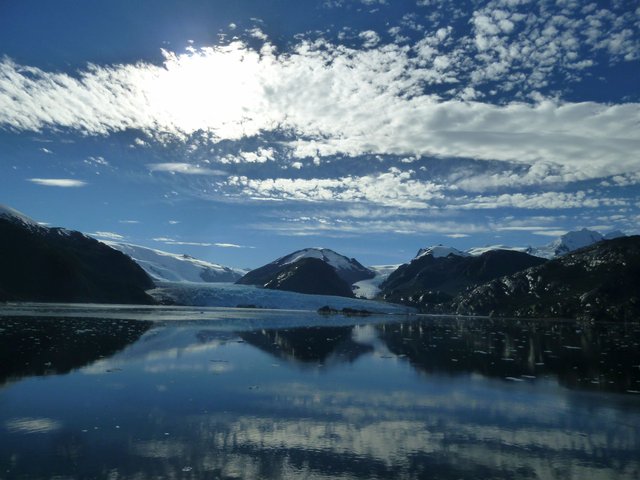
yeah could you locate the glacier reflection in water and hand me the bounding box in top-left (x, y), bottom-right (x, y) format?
top-left (0, 308), bottom-right (639, 479)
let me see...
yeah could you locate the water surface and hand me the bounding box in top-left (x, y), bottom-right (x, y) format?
top-left (1, 307), bottom-right (639, 479)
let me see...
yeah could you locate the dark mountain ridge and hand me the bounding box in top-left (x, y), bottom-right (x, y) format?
top-left (451, 235), bottom-right (640, 322)
top-left (380, 249), bottom-right (547, 309)
top-left (0, 208), bottom-right (155, 304)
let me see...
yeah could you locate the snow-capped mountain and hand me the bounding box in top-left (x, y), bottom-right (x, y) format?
top-left (104, 241), bottom-right (246, 283)
top-left (415, 245), bottom-right (470, 259)
top-left (465, 229), bottom-right (627, 259)
top-left (240, 248), bottom-right (375, 286)
top-left (527, 228), bottom-right (626, 259)
top-left (237, 247), bottom-right (375, 297)
top-left (276, 248), bottom-right (376, 284)
top-left (466, 245), bottom-right (528, 256)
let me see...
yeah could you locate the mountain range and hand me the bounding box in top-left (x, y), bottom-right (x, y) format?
top-left (452, 235), bottom-right (640, 322)
top-left (1, 203), bottom-right (636, 321)
top-left (380, 248), bottom-right (547, 308)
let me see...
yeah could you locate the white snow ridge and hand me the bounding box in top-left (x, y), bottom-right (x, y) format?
top-left (104, 242), bottom-right (246, 283)
top-left (415, 245), bottom-right (470, 259)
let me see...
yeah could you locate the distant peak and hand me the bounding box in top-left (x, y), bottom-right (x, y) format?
top-left (415, 245), bottom-right (470, 259)
top-left (604, 230), bottom-right (626, 240)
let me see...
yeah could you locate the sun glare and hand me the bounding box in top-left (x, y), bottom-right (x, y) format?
top-left (146, 43), bottom-right (270, 139)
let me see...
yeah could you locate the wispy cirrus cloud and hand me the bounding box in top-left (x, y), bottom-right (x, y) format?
top-left (152, 237), bottom-right (251, 249)
top-left (27, 178), bottom-right (87, 187)
top-left (90, 231), bottom-right (125, 240)
top-left (147, 163), bottom-right (225, 175)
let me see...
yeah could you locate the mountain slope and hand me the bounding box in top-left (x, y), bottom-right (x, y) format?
top-left (104, 241), bottom-right (245, 283)
top-left (262, 257), bottom-right (355, 297)
top-left (0, 206), bottom-right (155, 304)
top-left (237, 247), bottom-right (374, 297)
top-left (453, 236), bottom-right (640, 321)
top-left (381, 247), bottom-right (546, 308)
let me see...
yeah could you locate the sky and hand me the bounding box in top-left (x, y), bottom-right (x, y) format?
top-left (0, 0), bottom-right (639, 269)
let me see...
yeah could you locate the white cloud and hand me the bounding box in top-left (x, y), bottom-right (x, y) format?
top-left (225, 168), bottom-right (445, 209)
top-left (147, 163), bottom-right (225, 175)
top-left (446, 233), bottom-right (469, 238)
top-left (532, 229), bottom-right (569, 237)
top-left (119, 220), bottom-right (140, 224)
top-left (84, 156), bottom-right (109, 167)
top-left (91, 231), bottom-right (125, 240)
top-left (27, 178), bottom-right (87, 187)
top-left (213, 243), bottom-right (244, 248)
top-left (252, 216), bottom-right (488, 237)
top-left (152, 237), bottom-right (250, 248)
top-left (0, 23), bottom-right (635, 184)
top-left (454, 191), bottom-right (627, 210)
top-left (359, 30), bottom-right (381, 48)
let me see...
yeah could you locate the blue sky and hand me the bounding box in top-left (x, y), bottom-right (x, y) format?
top-left (1, 0), bottom-right (638, 268)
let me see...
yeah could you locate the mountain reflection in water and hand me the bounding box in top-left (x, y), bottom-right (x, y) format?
top-left (0, 310), bottom-right (639, 480)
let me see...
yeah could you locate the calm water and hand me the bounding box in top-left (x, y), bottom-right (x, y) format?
top-left (1, 307), bottom-right (639, 480)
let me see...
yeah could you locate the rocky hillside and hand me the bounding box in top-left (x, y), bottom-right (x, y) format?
top-left (452, 236), bottom-right (640, 321)
top-left (0, 206), bottom-right (155, 304)
top-left (380, 248), bottom-right (546, 309)
top-left (254, 257), bottom-right (355, 297)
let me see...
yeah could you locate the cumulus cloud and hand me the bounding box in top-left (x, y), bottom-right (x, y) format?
top-left (224, 168), bottom-right (445, 208)
top-left (27, 178), bottom-right (87, 187)
top-left (0, 22), bottom-right (637, 183)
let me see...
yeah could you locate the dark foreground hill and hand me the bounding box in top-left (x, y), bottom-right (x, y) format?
top-left (452, 236), bottom-right (640, 322)
top-left (0, 210), bottom-right (155, 304)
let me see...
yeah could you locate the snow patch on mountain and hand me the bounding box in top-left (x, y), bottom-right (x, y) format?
top-left (104, 242), bottom-right (246, 283)
top-left (0, 204), bottom-right (42, 230)
top-left (415, 245), bottom-right (470, 259)
top-left (278, 248), bottom-right (368, 273)
top-left (466, 245), bottom-right (528, 256)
